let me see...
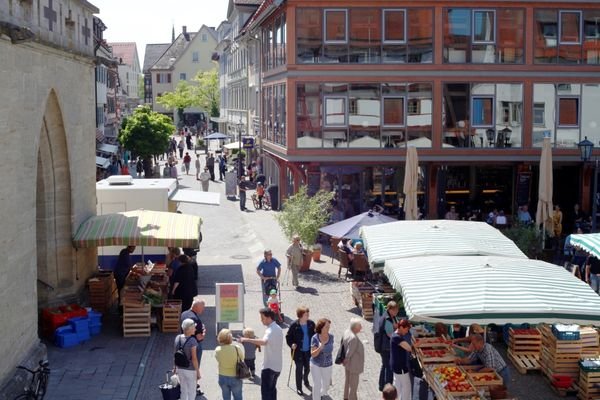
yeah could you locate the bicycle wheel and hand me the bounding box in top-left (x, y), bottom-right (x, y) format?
top-left (252, 195), bottom-right (260, 210)
top-left (263, 196), bottom-right (272, 211)
top-left (37, 371), bottom-right (49, 400)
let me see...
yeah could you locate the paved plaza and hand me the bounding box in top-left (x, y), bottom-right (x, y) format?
top-left (44, 157), bottom-right (571, 400)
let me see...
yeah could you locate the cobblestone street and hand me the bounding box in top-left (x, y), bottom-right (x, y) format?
top-left (45, 160), bottom-right (572, 400)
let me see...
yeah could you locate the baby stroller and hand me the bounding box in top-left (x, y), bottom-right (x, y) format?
top-left (265, 282), bottom-right (284, 324)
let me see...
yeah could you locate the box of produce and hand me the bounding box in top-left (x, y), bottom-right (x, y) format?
top-left (413, 336), bottom-right (452, 348)
top-left (417, 347), bottom-right (457, 363)
top-left (466, 370), bottom-right (503, 386)
top-left (431, 365), bottom-right (477, 396)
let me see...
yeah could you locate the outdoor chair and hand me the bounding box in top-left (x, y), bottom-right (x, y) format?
top-left (338, 250), bottom-right (350, 280)
top-left (330, 237), bottom-right (341, 262)
top-left (353, 254), bottom-right (370, 281)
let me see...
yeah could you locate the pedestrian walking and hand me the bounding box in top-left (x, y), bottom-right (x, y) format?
top-left (239, 308), bottom-right (283, 400)
top-left (215, 328), bottom-right (244, 400)
top-left (174, 319), bottom-right (201, 400)
top-left (180, 297), bottom-right (207, 397)
top-left (376, 301), bottom-right (400, 391)
top-left (242, 327), bottom-right (260, 378)
top-left (310, 318), bottom-right (334, 400)
top-left (285, 306), bottom-right (315, 395)
top-left (257, 250), bottom-right (281, 306)
top-left (206, 153), bottom-right (216, 181)
top-left (183, 152), bottom-right (191, 175)
top-left (286, 235), bottom-right (304, 288)
top-left (238, 177), bottom-right (247, 211)
top-left (199, 167), bottom-right (211, 192)
top-left (178, 138), bottom-right (185, 158)
top-left (195, 154), bottom-right (201, 180)
top-left (390, 319), bottom-right (413, 400)
top-left (170, 255), bottom-right (198, 312)
top-left (342, 318), bottom-right (365, 400)
top-left (219, 155), bottom-right (227, 180)
top-left (135, 157), bottom-right (143, 178)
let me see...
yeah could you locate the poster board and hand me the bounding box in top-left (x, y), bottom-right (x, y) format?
top-left (516, 172), bottom-right (532, 206)
top-left (225, 171), bottom-right (237, 198)
top-left (215, 283), bottom-right (244, 328)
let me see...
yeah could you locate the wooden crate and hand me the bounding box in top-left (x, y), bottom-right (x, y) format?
top-left (466, 370), bottom-right (503, 387)
top-left (413, 336), bottom-right (451, 349)
top-left (581, 327), bottom-right (599, 348)
top-left (509, 327), bottom-right (542, 355)
top-left (88, 273), bottom-right (115, 313)
top-left (123, 304), bottom-right (151, 337)
top-left (160, 300), bottom-right (182, 333)
top-left (578, 370), bottom-right (600, 400)
top-left (361, 293), bottom-right (373, 320)
top-left (416, 347), bottom-right (456, 364)
top-left (508, 350), bottom-right (541, 374)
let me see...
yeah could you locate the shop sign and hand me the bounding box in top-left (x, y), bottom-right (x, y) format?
top-left (215, 283), bottom-right (244, 324)
top-left (242, 138), bottom-right (254, 149)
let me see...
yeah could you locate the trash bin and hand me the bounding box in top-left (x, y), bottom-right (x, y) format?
top-left (267, 185), bottom-right (279, 211)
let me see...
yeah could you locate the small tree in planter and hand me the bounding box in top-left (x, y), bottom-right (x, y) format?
top-left (277, 186), bottom-right (334, 271)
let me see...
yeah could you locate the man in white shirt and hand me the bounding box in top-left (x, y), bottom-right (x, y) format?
top-left (240, 308), bottom-right (283, 400)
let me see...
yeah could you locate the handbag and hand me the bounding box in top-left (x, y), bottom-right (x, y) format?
top-left (235, 346), bottom-right (251, 379)
top-left (174, 335), bottom-right (193, 368)
top-left (409, 353), bottom-right (423, 378)
top-left (335, 338), bottom-right (346, 365)
top-left (159, 370), bottom-right (181, 400)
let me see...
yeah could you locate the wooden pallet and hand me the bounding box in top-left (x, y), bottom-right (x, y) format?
top-left (508, 350), bottom-right (541, 374)
top-left (578, 370), bottom-right (600, 400)
top-left (160, 300), bottom-right (182, 333)
top-left (509, 327), bottom-right (542, 354)
top-left (123, 305), bottom-right (151, 337)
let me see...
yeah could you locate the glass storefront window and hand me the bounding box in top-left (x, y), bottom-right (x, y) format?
top-left (472, 97), bottom-right (494, 127)
top-left (349, 9), bottom-right (381, 63)
top-left (324, 10), bottom-right (348, 43)
top-left (383, 97), bottom-right (405, 126)
top-left (473, 10), bottom-right (495, 43)
top-left (406, 83), bottom-right (433, 147)
top-left (583, 84), bottom-right (600, 145)
top-left (296, 83), bottom-right (322, 148)
top-left (535, 9), bottom-right (593, 64)
top-left (584, 10), bottom-right (600, 64)
top-left (558, 97), bottom-right (579, 127)
top-left (532, 84), bottom-right (556, 147)
top-left (296, 9), bottom-right (322, 63)
top-left (498, 9), bottom-right (525, 63)
top-left (407, 9), bottom-right (433, 63)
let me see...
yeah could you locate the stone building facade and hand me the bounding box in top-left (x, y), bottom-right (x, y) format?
top-left (0, 0), bottom-right (98, 394)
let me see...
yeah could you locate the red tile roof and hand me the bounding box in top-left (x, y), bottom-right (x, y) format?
top-left (109, 42), bottom-right (138, 67)
top-left (242, 0), bottom-right (274, 32)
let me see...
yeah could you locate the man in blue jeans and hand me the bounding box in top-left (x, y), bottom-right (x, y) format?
top-left (257, 250), bottom-right (281, 305)
top-left (240, 308), bottom-right (283, 400)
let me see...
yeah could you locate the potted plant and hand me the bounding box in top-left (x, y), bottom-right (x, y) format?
top-left (277, 186), bottom-right (334, 271)
top-left (311, 244), bottom-right (322, 262)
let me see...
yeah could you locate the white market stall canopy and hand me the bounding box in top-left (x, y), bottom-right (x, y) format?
top-left (171, 189), bottom-right (220, 206)
top-left (96, 156), bottom-right (111, 169)
top-left (566, 233), bottom-right (600, 259)
top-left (385, 255), bottom-right (600, 326)
top-left (360, 220), bottom-right (526, 268)
top-left (97, 143), bottom-right (118, 154)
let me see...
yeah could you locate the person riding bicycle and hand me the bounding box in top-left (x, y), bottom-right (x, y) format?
top-left (256, 182), bottom-right (265, 209)
top-left (256, 249), bottom-right (281, 306)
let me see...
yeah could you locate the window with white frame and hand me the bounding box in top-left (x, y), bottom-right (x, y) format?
top-left (472, 10), bottom-right (496, 44)
top-left (192, 52), bottom-right (199, 62)
top-left (501, 101), bottom-right (522, 125)
top-left (324, 9), bottom-right (348, 43)
top-left (324, 96), bottom-right (347, 126)
top-left (471, 96), bottom-right (494, 127)
top-left (534, 103), bottom-right (546, 126)
top-left (382, 9), bottom-right (406, 43)
top-left (558, 96), bottom-right (580, 126)
top-left (382, 96), bottom-right (405, 126)
top-left (560, 11), bottom-right (582, 44)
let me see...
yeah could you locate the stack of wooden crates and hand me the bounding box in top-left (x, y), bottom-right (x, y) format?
top-left (159, 299), bottom-right (182, 333)
top-left (507, 327), bottom-right (542, 374)
top-left (87, 272), bottom-right (116, 313)
top-left (578, 328), bottom-right (600, 400)
top-left (123, 304), bottom-right (151, 337)
top-left (539, 324), bottom-right (582, 395)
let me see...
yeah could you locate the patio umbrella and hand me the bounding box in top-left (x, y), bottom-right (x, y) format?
top-left (536, 136), bottom-right (554, 243)
top-left (204, 132), bottom-right (228, 140)
top-left (566, 233), bottom-right (600, 259)
top-left (403, 146), bottom-right (419, 220)
top-left (318, 210), bottom-right (397, 239)
top-left (73, 209), bottom-right (202, 248)
top-left (385, 255), bottom-right (600, 325)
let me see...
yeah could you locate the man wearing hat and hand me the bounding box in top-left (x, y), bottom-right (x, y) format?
top-left (390, 319), bottom-right (413, 400)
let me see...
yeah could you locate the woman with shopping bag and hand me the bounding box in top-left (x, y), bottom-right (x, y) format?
top-left (173, 319), bottom-right (200, 400)
top-left (215, 328), bottom-right (245, 400)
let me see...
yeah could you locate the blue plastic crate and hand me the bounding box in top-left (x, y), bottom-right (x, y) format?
top-left (552, 326), bottom-right (580, 341)
top-left (89, 323), bottom-right (102, 336)
top-left (88, 310), bottom-right (102, 325)
top-left (55, 331), bottom-right (80, 348)
top-left (54, 325), bottom-right (74, 335)
top-left (68, 317), bottom-right (90, 342)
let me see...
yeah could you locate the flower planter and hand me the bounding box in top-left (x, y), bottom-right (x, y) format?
top-left (300, 251), bottom-right (313, 272)
top-left (312, 248), bottom-right (321, 262)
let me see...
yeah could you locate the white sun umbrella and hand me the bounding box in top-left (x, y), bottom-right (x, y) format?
top-left (536, 136), bottom-right (554, 245)
top-left (403, 146), bottom-right (419, 220)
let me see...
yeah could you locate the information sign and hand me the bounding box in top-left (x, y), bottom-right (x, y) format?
top-left (215, 283), bottom-right (244, 325)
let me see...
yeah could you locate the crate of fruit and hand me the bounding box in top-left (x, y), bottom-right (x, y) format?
top-left (417, 347), bottom-right (457, 364)
top-left (414, 336), bottom-right (452, 349)
top-left (466, 370), bottom-right (503, 386)
top-left (429, 365), bottom-right (477, 397)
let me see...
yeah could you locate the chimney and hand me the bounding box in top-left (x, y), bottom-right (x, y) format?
top-left (182, 25), bottom-right (190, 41)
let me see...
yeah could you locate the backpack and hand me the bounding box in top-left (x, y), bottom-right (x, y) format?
top-left (174, 335), bottom-right (193, 368)
top-left (373, 315), bottom-right (389, 354)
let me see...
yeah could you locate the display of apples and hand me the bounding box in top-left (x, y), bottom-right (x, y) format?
top-left (422, 349), bottom-right (451, 358)
top-left (433, 366), bottom-right (474, 392)
top-left (414, 337), bottom-right (452, 348)
top-left (511, 328), bottom-right (540, 336)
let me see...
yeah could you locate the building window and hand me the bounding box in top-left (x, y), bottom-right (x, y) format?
top-left (560, 11), bottom-right (582, 44)
top-left (324, 96), bottom-right (347, 126)
top-left (156, 73), bottom-right (171, 83)
top-left (534, 103), bottom-right (546, 126)
top-left (383, 9), bottom-right (406, 43)
top-left (324, 9), bottom-right (348, 43)
top-left (383, 97), bottom-right (405, 126)
top-left (192, 52), bottom-right (199, 62)
top-left (202, 34), bottom-right (208, 42)
top-left (407, 99), bottom-right (420, 115)
top-left (558, 97), bottom-right (580, 126)
top-left (472, 10), bottom-right (495, 44)
top-left (180, 73), bottom-right (187, 80)
top-left (471, 96), bottom-right (494, 127)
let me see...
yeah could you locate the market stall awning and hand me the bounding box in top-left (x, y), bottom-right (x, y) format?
top-left (204, 132), bottom-right (228, 140)
top-left (224, 141), bottom-right (242, 150)
top-left (73, 209), bottom-right (202, 248)
top-left (385, 255), bottom-right (600, 325)
top-left (97, 143), bottom-right (118, 155)
top-left (96, 156), bottom-right (111, 169)
top-left (360, 220), bottom-right (526, 267)
top-left (566, 233), bottom-right (600, 259)
top-left (319, 211), bottom-right (397, 239)
top-left (170, 189), bottom-right (220, 206)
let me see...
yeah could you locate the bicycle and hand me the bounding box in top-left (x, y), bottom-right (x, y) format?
top-left (252, 192), bottom-right (271, 210)
top-left (14, 360), bottom-right (50, 400)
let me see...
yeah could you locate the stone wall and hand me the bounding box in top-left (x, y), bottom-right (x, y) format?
top-left (0, 37), bottom-right (97, 390)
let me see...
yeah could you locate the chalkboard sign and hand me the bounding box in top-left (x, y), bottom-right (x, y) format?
top-left (307, 172), bottom-right (321, 196)
top-left (516, 172), bottom-right (532, 206)
top-left (225, 172), bottom-right (237, 198)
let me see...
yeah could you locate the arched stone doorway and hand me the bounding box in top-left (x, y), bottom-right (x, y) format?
top-left (36, 90), bottom-right (74, 307)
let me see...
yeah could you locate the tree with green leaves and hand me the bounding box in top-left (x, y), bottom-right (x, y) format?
top-left (118, 106), bottom-right (173, 177)
top-left (155, 81), bottom-right (195, 128)
top-left (192, 69), bottom-right (220, 121)
top-left (276, 186), bottom-right (335, 248)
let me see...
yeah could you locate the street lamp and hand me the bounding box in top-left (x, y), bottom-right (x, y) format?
top-left (485, 128), bottom-right (496, 147)
top-left (578, 136), bottom-right (598, 231)
top-left (236, 118), bottom-right (244, 178)
top-left (501, 127), bottom-right (512, 147)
